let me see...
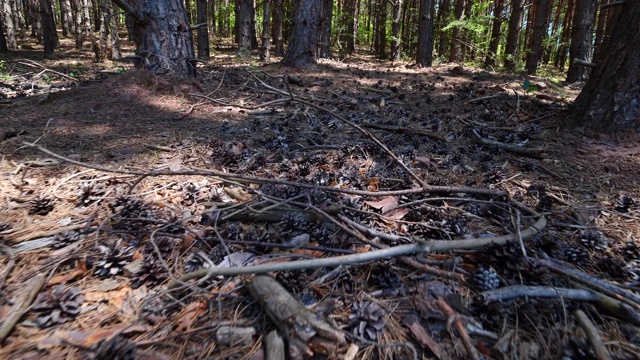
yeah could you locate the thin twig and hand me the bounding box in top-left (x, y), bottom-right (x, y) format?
top-left (436, 296), bottom-right (481, 360)
top-left (480, 285), bottom-right (601, 303)
top-left (574, 310), bottom-right (612, 360)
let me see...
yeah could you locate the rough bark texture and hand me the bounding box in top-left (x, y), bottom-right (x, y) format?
top-left (503, 0), bottom-right (523, 70)
top-left (566, 0), bottom-right (597, 82)
top-left (260, 0), bottom-right (270, 61)
top-left (73, 0), bottom-right (84, 48)
top-left (525, 0), bottom-right (550, 74)
top-left (416, 0), bottom-right (434, 67)
top-left (59, 0), bottom-right (73, 37)
top-left (448, 0), bottom-right (464, 62)
top-left (1, 0), bottom-right (17, 50)
top-left (272, 0), bottom-right (283, 56)
top-left (390, 0), bottom-right (402, 61)
top-left (556, 0), bottom-right (575, 69)
top-left (318, 0), bottom-right (332, 58)
top-left (281, 0), bottom-right (322, 67)
top-left (436, 0), bottom-right (450, 57)
top-left (196, 0), bottom-right (209, 58)
top-left (484, 0), bottom-right (504, 68)
top-left (342, 0), bottom-right (355, 54)
top-left (0, 13), bottom-right (8, 52)
top-left (119, 0), bottom-right (196, 77)
top-left (235, 0), bottom-right (252, 57)
top-left (569, 1), bottom-right (640, 133)
top-left (40, 0), bottom-right (58, 54)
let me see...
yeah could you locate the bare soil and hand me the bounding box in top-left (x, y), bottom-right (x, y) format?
top-left (1, 37), bottom-right (640, 360)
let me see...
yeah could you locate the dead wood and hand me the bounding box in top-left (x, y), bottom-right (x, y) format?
top-left (472, 129), bottom-right (544, 158)
top-left (0, 274), bottom-right (46, 342)
top-left (574, 310), bottom-right (613, 360)
top-left (362, 122), bottom-right (449, 142)
top-left (245, 275), bottom-right (346, 357)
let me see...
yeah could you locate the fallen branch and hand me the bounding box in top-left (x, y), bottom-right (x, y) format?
top-left (0, 274), bottom-right (46, 342)
top-left (17, 59), bottom-right (79, 83)
top-left (168, 216), bottom-right (545, 288)
top-left (480, 285), bottom-right (601, 303)
top-left (472, 130), bottom-right (544, 158)
top-left (361, 123), bottom-right (449, 142)
top-left (0, 244), bottom-right (16, 290)
top-left (574, 310), bottom-right (612, 360)
top-left (436, 296), bottom-right (480, 360)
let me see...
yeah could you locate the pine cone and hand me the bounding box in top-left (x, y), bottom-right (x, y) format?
top-left (564, 246), bottom-right (590, 266)
top-left (621, 241), bottom-right (640, 262)
top-left (348, 301), bottom-right (387, 341)
top-left (91, 336), bottom-right (136, 360)
top-left (615, 194), bottom-right (636, 213)
top-left (52, 230), bottom-right (85, 249)
top-left (471, 265), bottom-right (500, 291)
top-left (33, 285), bottom-right (83, 328)
top-left (597, 256), bottom-right (627, 279)
top-left (94, 241), bottom-right (134, 278)
top-left (579, 230), bottom-right (609, 251)
top-left (29, 197), bottom-right (54, 215)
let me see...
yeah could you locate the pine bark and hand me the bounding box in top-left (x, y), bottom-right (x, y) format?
top-left (0, 12), bottom-right (8, 52)
top-left (235, 0), bottom-right (252, 57)
top-left (569, 1), bottom-right (640, 132)
top-left (282, 0), bottom-right (322, 67)
top-left (1, 0), bottom-right (18, 50)
top-left (504, 0), bottom-right (523, 70)
top-left (40, 0), bottom-right (57, 54)
top-left (525, 0), bottom-right (550, 74)
top-left (260, 0), bottom-right (270, 61)
top-left (448, 0), bottom-right (464, 62)
top-left (436, 0), bottom-right (450, 57)
top-left (555, 0), bottom-right (575, 69)
top-left (566, 0), bottom-right (597, 82)
top-left (196, 0), bottom-right (209, 58)
top-left (59, 0), bottom-right (73, 37)
top-left (390, 0), bottom-right (402, 61)
top-left (318, 0), bottom-right (332, 58)
top-left (484, 0), bottom-right (504, 67)
top-left (416, 0), bottom-right (435, 66)
top-left (272, 0), bottom-right (283, 56)
top-left (342, 0), bottom-right (356, 54)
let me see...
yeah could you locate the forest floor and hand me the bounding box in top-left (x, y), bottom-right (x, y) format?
top-left (1, 36), bottom-right (640, 360)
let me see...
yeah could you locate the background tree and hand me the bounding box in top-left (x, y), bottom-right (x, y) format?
top-left (525, 0), bottom-right (550, 74)
top-left (260, 0), bottom-right (270, 61)
top-left (416, 0), bottom-right (435, 67)
top-left (196, 0), bottom-right (210, 59)
top-left (281, 0), bottom-right (322, 67)
top-left (448, 0), bottom-right (465, 62)
top-left (272, 0), bottom-right (284, 56)
top-left (111, 0), bottom-right (196, 77)
top-left (318, 0), bottom-right (332, 58)
top-left (341, 0), bottom-right (356, 54)
top-left (390, 0), bottom-right (403, 61)
top-left (566, 0), bottom-right (596, 82)
top-left (569, 1), bottom-right (639, 132)
top-left (235, 0), bottom-right (252, 57)
top-left (484, 0), bottom-right (504, 68)
top-left (40, 0), bottom-right (57, 54)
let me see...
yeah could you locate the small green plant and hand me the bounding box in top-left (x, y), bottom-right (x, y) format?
top-left (522, 79), bottom-right (538, 93)
top-left (116, 66), bottom-right (127, 74)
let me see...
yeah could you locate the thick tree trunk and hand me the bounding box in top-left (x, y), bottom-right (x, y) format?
top-left (566, 0), bottom-right (596, 82)
top-left (525, 0), bottom-right (549, 74)
top-left (448, 0), bottom-right (464, 62)
top-left (114, 0), bottom-right (196, 77)
top-left (390, 0), bottom-right (402, 61)
top-left (196, 0), bottom-right (209, 58)
top-left (235, 0), bottom-right (252, 57)
top-left (281, 0), bottom-right (322, 67)
top-left (40, 0), bottom-right (57, 54)
top-left (504, 0), bottom-right (523, 70)
top-left (272, 0), bottom-right (283, 56)
top-left (416, 0), bottom-right (434, 67)
top-left (260, 0), bottom-right (270, 61)
top-left (318, 0), bottom-right (332, 58)
top-left (569, 1), bottom-right (640, 133)
top-left (484, 0), bottom-right (504, 68)
top-left (1, 0), bottom-right (18, 50)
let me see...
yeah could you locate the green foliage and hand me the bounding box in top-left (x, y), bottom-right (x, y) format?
top-left (522, 79), bottom-right (538, 93)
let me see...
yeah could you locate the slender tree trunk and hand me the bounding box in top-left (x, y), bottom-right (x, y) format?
top-left (569, 1), bottom-right (640, 132)
top-left (250, 0), bottom-right (258, 49)
top-left (342, 0), bottom-right (355, 54)
top-left (0, 11), bottom-right (8, 52)
top-left (72, 0), bottom-right (83, 47)
top-left (106, 1), bottom-right (120, 59)
top-left (390, 0), bottom-right (402, 61)
top-left (593, 0), bottom-right (606, 56)
top-left (260, 0), bottom-right (270, 61)
top-left (40, 0), bottom-right (57, 54)
top-left (484, 0), bottom-right (504, 67)
top-left (59, 0), bottom-right (73, 37)
top-left (196, 0), bottom-right (209, 58)
top-left (236, 0), bottom-right (252, 56)
top-left (1, 0), bottom-right (18, 50)
top-left (208, 0), bottom-right (215, 34)
top-left (272, 0), bottom-right (283, 55)
top-left (556, 0), bottom-right (575, 69)
top-left (448, 0), bottom-right (464, 62)
top-left (436, 0), bottom-right (450, 57)
top-left (566, 0), bottom-right (596, 82)
top-left (416, 0), bottom-right (435, 66)
top-left (282, 0), bottom-right (322, 67)
top-left (318, 0), bottom-right (332, 58)
top-left (525, 0), bottom-right (549, 74)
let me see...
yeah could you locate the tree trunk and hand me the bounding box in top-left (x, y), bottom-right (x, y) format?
top-left (184, 0), bottom-right (192, 24)
top-left (0, 12), bottom-right (8, 52)
top-left (72, 0), bottom-right (84, 47)
top-left (503, 0), bottom-right (523, 70)
top-left (543, 0), bottom-right (564, 64)
top-left (566, 0), bottom-right (596, 82)
top-left (235, 0), bottom-right (252, 57)
top-left (281, 0), bottom-right (322, 67)
top-left (208, 0), bottom-right (215, 34)
top-left (448, 0), bottom-right (464, 62)
top-left (342, 0), bottom-right (355, 54)
top-left (59, 0), bottom-right (73, 37)
top-left (484, 0), bottom-right (504, 67)
top-left (556, 0), bottom-right (575, 69)
top-left (525, 0), bottom-right (549, 74)
top-left (272, 0), bottom-right (283, 56)
top-left (260, 0), bottom-right (270, 61)
top-left (436, 0), bottom-right (450, 58)
top-left (416, 0), bottom-right (435, 66)
top-left (196, 0), bottom-right (209, 58)
top-left (250, 1), bottom-right (258, 50)
top-left (113, 0), bottom-right (196, 77)
top-left (390, 0), bottom-right (402, 61)
top-left (40, 0), bottom-right (57, 54)
top-left (106, 0), bottom-right (121, 59)
top-left (318, 0), bottom-right (332, 58)
top-left (1, 0), bottom-right (18, 50)
top-left (568, 1), bottom-right (640, 133)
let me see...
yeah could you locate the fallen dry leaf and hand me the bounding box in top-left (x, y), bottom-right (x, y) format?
top-left (365, 196), bottom-right (399, 214)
